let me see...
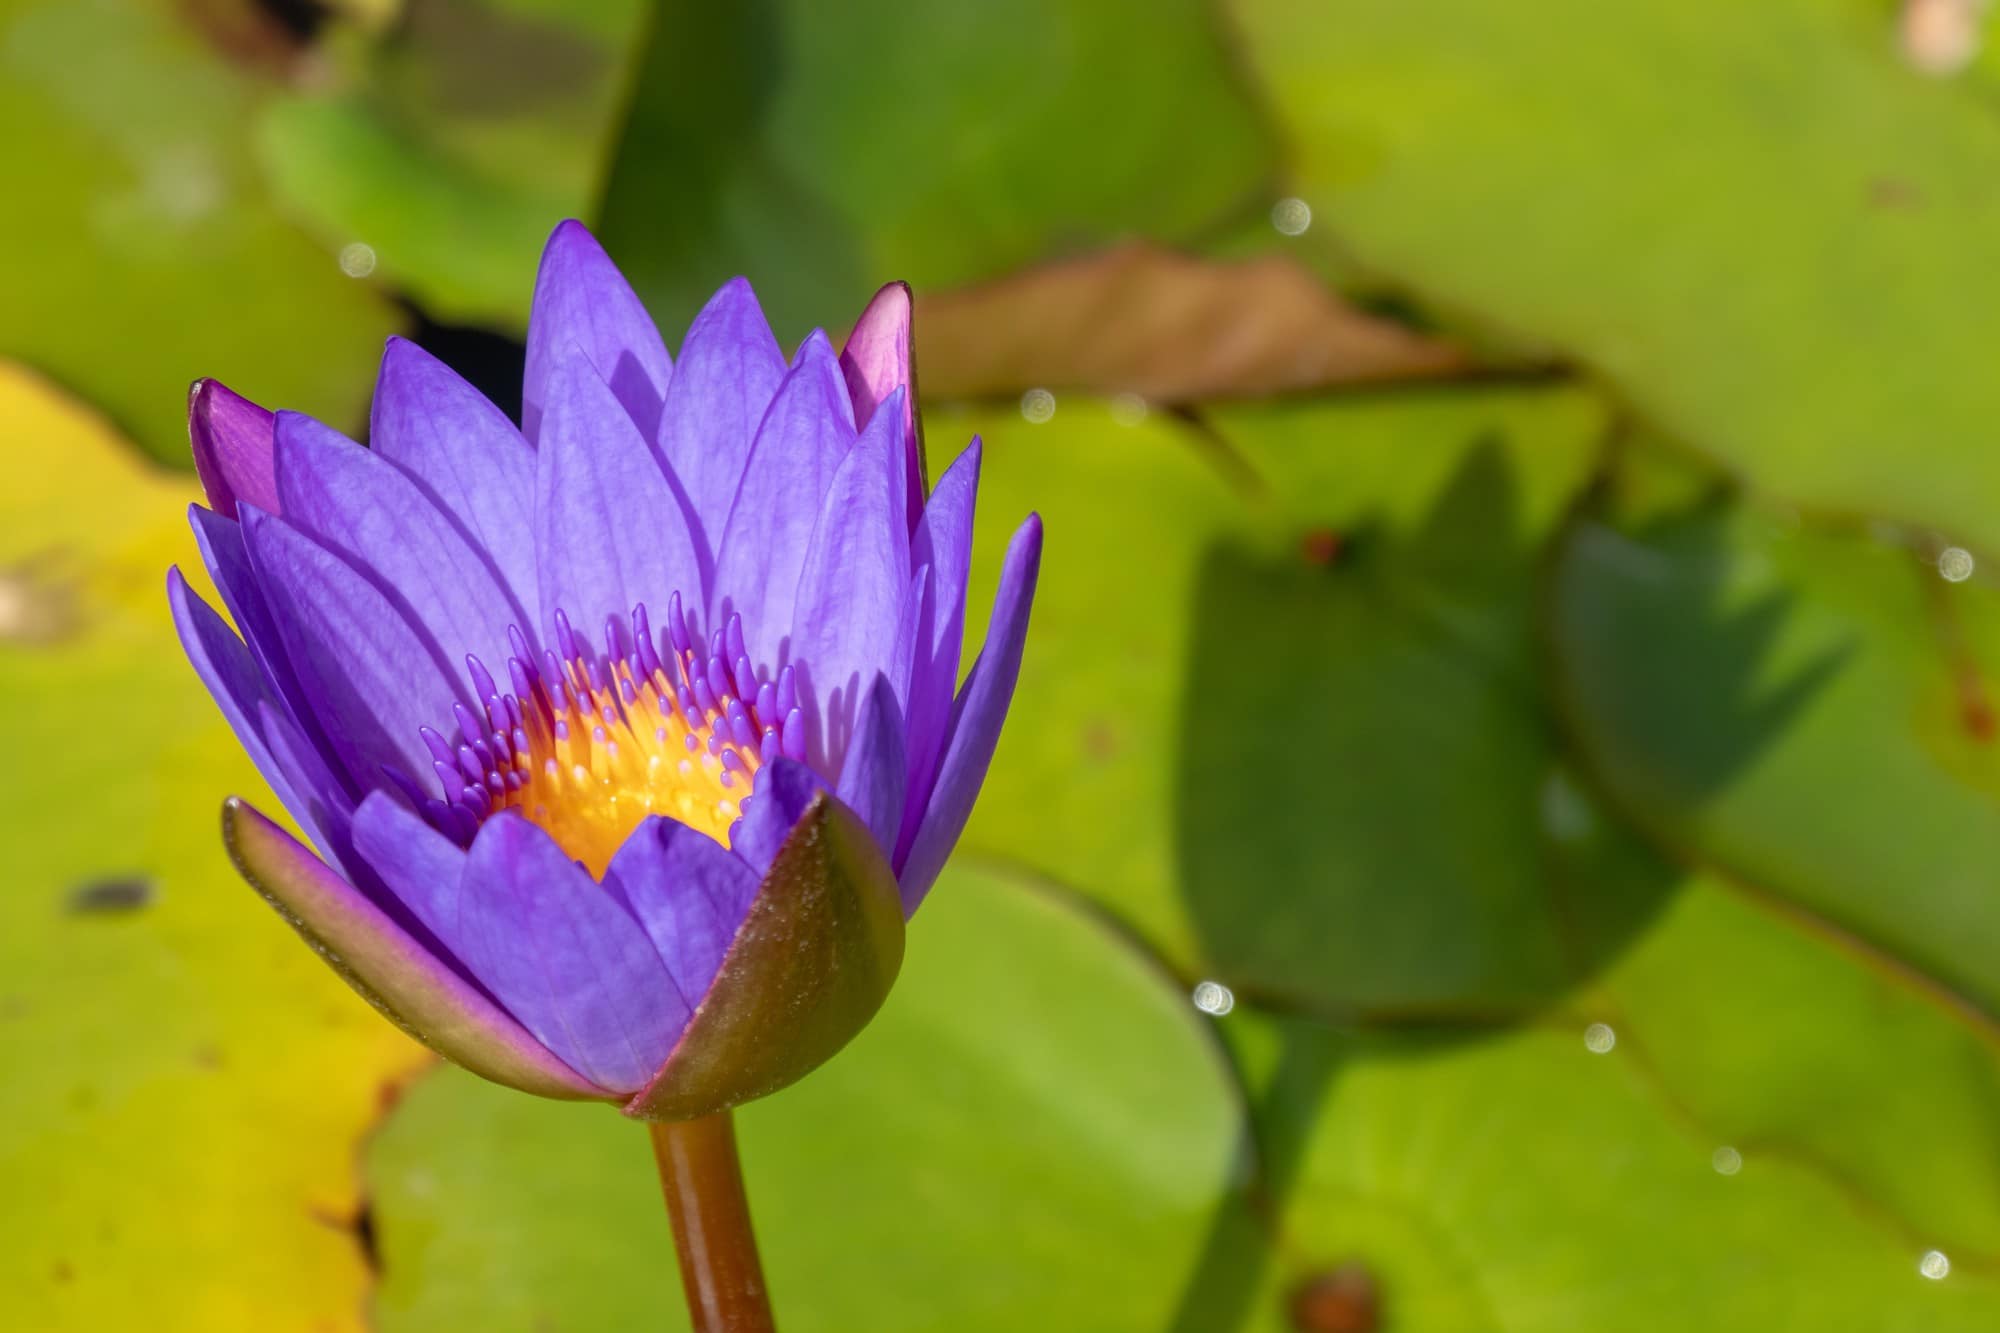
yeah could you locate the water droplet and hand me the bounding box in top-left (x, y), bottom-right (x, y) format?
top-left (1191, 980), bottom-right (1235, 1016)
top-left (1920, 1249), bottom-right (1951, 1280)
top-left (1109, 392), bottom-right (1149, 426)
top-left (1583, 1022), bottom-right (1616, 1054)
top-left (1271, 196), bottom-right (1313, 237)
top-left (1019, 388), bottom-right (1056, 424)
top-left (1939, 546), bottom-right (1975, 582)
top-left (339, 242), bottom-right (378, 278)
top-left (1540, 771), bottom-right (1595, 843)
top-left (1711, 1145), bottom-right (1742, 1176)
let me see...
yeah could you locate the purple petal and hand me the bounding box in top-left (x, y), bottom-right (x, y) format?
top-left (732, 757), bottom-right (826, 878)
top-left (188, 506), bottom-right (338, 771)
top-left (604, 816), bottom-right (760, 1009)
top-left (254, 699), bottom-right (358, 874)
top-left (898, 513), bottom-right (1043, 913)
top-left (240, 504), bottom-right (464, 793)
top-left (371, 337), bottom-right (540, 625)
top-left (897, 438), bottom-right (980, 859)
top-left (462, 815), bottom-right (689, 1092)
top-left (788, 402), bottom-right (910, 772)
top-left (710, 330), bottom-right (858, 661)
top-left (535, 347), bottom-right (703, 641)
top-left (228, 799), bottom-right (605, 1100)
top-left (523, 220), bottom-right (673, 444)
top-left (276, 411), bottom-right (526, 682)
top-left (658, 278), bottom-right (786, 574)
top-left (834, 673), bottom-right (907, 854)
top-left (169, 568), bottom-right (311, 829)
top-left (839, 280), bottom-right (924, 529)
top-left (353, 796), bottom-right (689, 1093)
top-left (188, 379), bottom-right (278, 518)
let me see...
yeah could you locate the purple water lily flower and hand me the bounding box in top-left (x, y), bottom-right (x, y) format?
top-left (170, 220), bottom-right (1041, 1118)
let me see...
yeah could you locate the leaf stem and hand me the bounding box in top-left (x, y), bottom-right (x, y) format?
top-left (648, 1113), bottom-right (775, 1332)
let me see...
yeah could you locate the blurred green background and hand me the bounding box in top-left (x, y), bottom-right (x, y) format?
top-left (5, 0), bottom-right (2000, 1328)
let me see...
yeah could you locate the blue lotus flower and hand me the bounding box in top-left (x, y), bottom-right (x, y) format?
top-left (171, 221), bottom-right (1041, 1116)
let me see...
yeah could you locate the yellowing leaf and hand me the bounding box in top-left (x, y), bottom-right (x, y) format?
top-left (0, 363), bottom-right (428, 1331)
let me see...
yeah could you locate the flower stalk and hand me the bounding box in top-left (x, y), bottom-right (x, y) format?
top-left (649, 1113), bottom-right (775, 1332)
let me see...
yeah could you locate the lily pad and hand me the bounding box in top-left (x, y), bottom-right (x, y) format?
top-left (596, 0), bottom-right (1276, 341)
top-left (0, 364), bottom-right (427, 1330)
top-left (0, 0), bottom-right (402, 463)
top-left (366, 861), bottom-right (1247, 1331)
top-left (949, 390), bottom-right (1612, 1016)
top-left (1190, 781), bottom-right (2000, 1329)
top-left (257, 0), bottom-right (648, 327)
top-left (1231, 0), bottom-right (2000, 554)
top-left (1549, 490), bottom-right (2000, 1016)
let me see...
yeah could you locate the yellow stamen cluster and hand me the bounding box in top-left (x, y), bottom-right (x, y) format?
top-left (495, 654), bottom-right (760, 877)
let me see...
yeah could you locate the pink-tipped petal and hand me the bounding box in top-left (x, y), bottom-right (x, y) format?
top-left (189, 379), bottom-right (279, 517)
top-left (839, 281), bottom-right (924, 528)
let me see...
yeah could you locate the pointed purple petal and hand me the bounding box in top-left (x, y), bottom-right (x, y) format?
top-left (834, 673), bottom-right (907, 854)
top-left (241, 504), bottom-right (463, 793)
top-left (659, 278), bottom-right (786, 571)
top-left (897, 438), bottom-right (980, 858)
top-left (169, 568), bottom-right (311, 827)
top-left (228, 799), bottom-right (606, 1099)
top-left (788, 405), bottom-right (910, 772)
top-left (353, 796), bottom-right (686, 1093)
top-left (839, 281), bottom-right (924, 530)
top-left (711, 331), bottom-right (859, 661)
top-left (732, 757), bottom-right (826, 878)
top-left (536, 348), bottom-right (703, 640)
top-left (188, 504), bottom-right (341, 768)
top-left (276, 411), bottom-right (526, 681)
top-left (189, 379), bottom-right (278, 518)
top-left (371, 337), bottom-right (539, 625)
top-left (523, 220), bottom-right (673, 444)
top-left (457, 814), bottom-right (688, 1093)
top-left (605, 816), bottom-right (760, 1009)
top-left (899, 514), bottom-right (1042, 912)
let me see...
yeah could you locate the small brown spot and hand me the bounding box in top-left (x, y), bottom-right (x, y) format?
top-left (51, 1260), bottom-right (73, 1284)
top-left (1867, 177), bottom-right (1924, 211)
top-left (1299, 528), bottom-right (1344, 568)
top-left (1081, 719), bottom-right (1119, 761)
top-left (64, 875), bottom-right (155, 915)
top-left (1288, 1262), bottom-right (1381, 1333)
top-left (0, 556), bottom-right (83, 646)
top-left (192, 1044), bottom-right (225, 1071)
top-left (1957, 666), bottom-right (1995, 743)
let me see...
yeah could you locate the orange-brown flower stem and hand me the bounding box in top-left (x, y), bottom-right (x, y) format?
top-left (648, 1113), bottom-right (776, 1332)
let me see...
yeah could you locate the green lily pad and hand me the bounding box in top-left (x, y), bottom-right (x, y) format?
top-left (0, 0), bottom-right (402, 463)
top-left (1549, 787), bottom-right (2000, 1258)
top-left (1231, 0), bottom-right (2000, 554)
top-left (948, 389), bottom-right (1612, 1016)
top-left (366, 861), bottom-right (1247, 1331)
top-left (1548, 488), bottom-right (2000, 1016)
top-left (257, 0), bottom-right (647, 328)
top-left (1192, 780), bottom-right (2000, 1329)
top-left (595, 0), bottom-right (1276, 341)
top-left (0, 364), bottom-right (427, 1330)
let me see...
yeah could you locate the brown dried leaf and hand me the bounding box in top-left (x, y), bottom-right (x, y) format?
top-left (914, 242), bottom-right (1466, 404)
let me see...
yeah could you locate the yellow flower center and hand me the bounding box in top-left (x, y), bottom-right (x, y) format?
top-left (426, 605), bottom-right (785, 878)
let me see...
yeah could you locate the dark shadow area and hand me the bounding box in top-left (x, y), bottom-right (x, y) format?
top-left (1163, 443), bottom-right (1843, 1329)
